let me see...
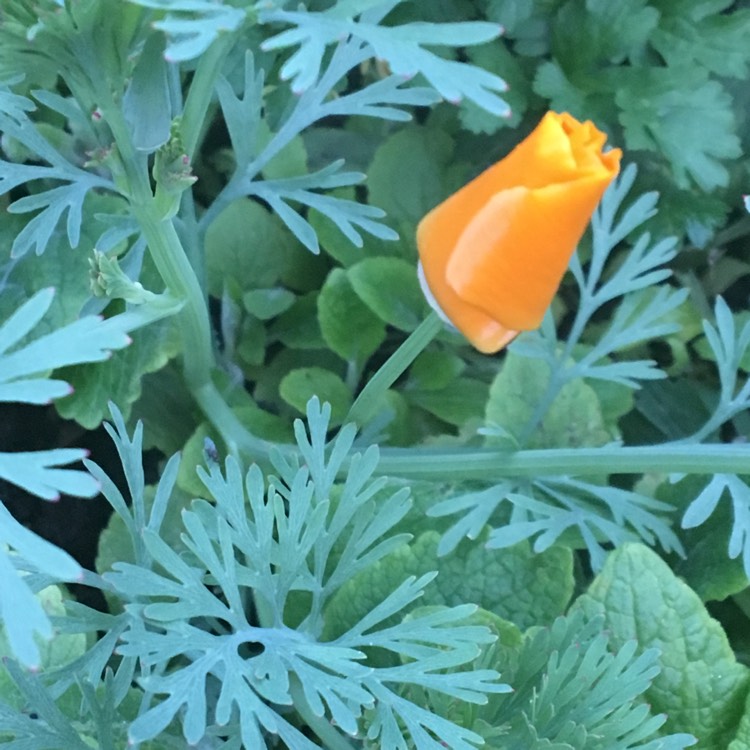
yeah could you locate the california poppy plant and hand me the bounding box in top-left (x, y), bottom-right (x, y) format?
top-left (417, 111), bottom-right (622, 354)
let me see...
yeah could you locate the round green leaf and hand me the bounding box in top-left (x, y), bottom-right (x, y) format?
top-left (367, 126), bottom-right (454, 228)
top-left (348, 257), bottom-right (426, 332)
top-left (205, 199), bottom-right (295, 296)
top-left (318, 268), bottom-right (386, 364)
top-left (279, 367), bottom-right (352, 426)
top-left (269, 291), bottom-right (325, 349)
top-left (409, 350), bottom-right (466, 391)
top-left (243, 288), bottom-right (296, 320)
top-left (486, 351), bottom-right (610, 448)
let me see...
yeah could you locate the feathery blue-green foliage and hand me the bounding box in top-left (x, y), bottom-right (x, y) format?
top-left (106, 399), bottom-right (508, 748)
top-left (0, 403), bottom-right (700, 749)
top-left (0, 283), bottom-right (176, 667)
top-left (0, 85), bottom-right (115, 257)
top-left (466, 610), bottom-right (695, 749)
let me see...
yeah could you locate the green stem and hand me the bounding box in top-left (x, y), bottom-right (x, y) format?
top-left (178, 190), bottom-right (206, 292)
top-left (373, 442), bottom-right (750, 481)
top-left (136, 209), bottom-right (271, 459)
top-left (347, 311), bottom-right (444, 427)
top-left (77, 20), bottom-right (282, 465)
top-left (193, 382), bottom-right (272, 460)
top-left (714, 214), bottom-right (750, 248)
top-left (93, 65), bottom-right (210, 389)
top-left (130, 205), bottom-right (214, 390)
top-left (181, 31), bottom-right (237, 160)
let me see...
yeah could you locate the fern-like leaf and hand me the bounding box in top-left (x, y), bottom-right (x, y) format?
top-left (103, 398), bottom-right (507, 748)
top-left (0, 86), bottom-right (114, 257)
top-left (491, 612), bottom-right (697, 749)
top-left (124, 0), bottom-right (247, 61)
top-left (260, 5), bottom-right (509, 114)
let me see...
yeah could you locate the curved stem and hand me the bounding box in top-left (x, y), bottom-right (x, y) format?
top-left (130, 205), bottom-right (214, 390)
top-left (193, 382), bottom-right (272, 460)
top-left (181, 31), bottom-right (237, 160)
top-left (347, 311), bottom-right (444, 427)
top-left (94, 55), bottom-right (213, 391)
top-left (96, 50), bottom-right (273, 460)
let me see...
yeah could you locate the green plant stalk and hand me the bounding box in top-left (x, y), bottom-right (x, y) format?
top-left (115, 154), bottom-right (268, 458)
top-left (180, 30), bottom-right (238, 160)
top-left (373, 442), bottom-right (750, 481)
top-left (89, 39), bottom-right (277, 459)
top-left (337, 312), bottom-right (750, 480)
top-left (347, 311), bottom-right (444, 427)
top-left (130, 204), bottom-right (268, 455)
top-left (135, 206), bottom-right (272, 458)
top-left (129, 205), bottom-right (213, 388)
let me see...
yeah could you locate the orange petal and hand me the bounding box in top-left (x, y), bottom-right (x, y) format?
top-left (417, 261), bottom-right (519, 353)
top-left (446, 173), bottom-right (617, 330)
top-left (416, 111), bottom-right (622, 354)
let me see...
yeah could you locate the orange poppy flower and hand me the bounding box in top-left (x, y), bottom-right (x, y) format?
top-left (417, 111), bottom-right (622, 353)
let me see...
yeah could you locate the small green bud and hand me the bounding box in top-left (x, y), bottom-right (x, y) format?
top-left (153, 120), bottom-right (197, 219)
top-left (89, 250), bottom-right (157, 304)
